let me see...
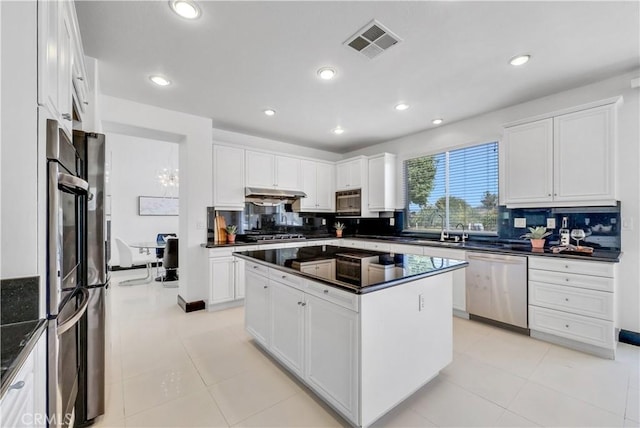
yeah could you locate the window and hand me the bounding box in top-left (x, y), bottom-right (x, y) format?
top-left (404, 142), bottom-right (499, 234)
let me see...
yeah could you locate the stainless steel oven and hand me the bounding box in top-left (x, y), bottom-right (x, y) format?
top-left (46, 119), bottom-right (90, 428)
top-left (336, 189), bottom-right (361, 216)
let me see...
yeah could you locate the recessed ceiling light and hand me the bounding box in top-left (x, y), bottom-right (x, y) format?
top-left (149, 75), bottom-right (171, 86)
top-left (317, 67), bottom-right (336, 80)
top-left (509, 54), bottom-right (530, 66)
top-left (263, 109), bottom-right (276, 116)
top-left (169, 0), bottom-right (201, 19)
top-left (432, 118), bottom-right (443, 125)
top-left (332, 127), bottom-right (345, 135)
top-left (395, 103), bottom-right (409, 111)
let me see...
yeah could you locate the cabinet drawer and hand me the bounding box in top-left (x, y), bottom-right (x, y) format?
top-left (529, 306), bottom-right (614, 348)
top-left (529, 269), bottom-right (614, 292)
top-left (362, 241), bottom-right (390, 252)
top-left (529, 257), bottom-right (614, 278)
top-left (246, 262), bottom-right (269, 277)
top-left (529, 281), bottom-right (614, 320)
top-left (269, 268), bottom-right (304, 290)
top-left (305, 280), bottom-right (359, 312)
top-left (209, 247), bottom-right (234, 257)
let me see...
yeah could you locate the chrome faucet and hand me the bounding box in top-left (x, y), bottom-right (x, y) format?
top-left (456, 223), bottom-right (468, 243)
top-left (438, 214), bottom-right (449, 241)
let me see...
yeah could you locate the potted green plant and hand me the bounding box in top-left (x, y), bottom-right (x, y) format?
top-left (334, 221), bottom-right (346, 238)
top-left (520, 226), bottom-right (552, 249)
top-left (226, 225), bottom-right (238, 244)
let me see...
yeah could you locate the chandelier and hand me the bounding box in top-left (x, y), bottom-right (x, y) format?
top-left (157, 167), bottom-right (179, 195)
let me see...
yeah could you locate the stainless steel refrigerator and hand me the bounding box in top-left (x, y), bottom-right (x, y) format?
top-left (74, 129), bottom-right (108, 426)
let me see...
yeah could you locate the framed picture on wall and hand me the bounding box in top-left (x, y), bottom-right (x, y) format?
top-left (138, 196), bottom-right (179, 216)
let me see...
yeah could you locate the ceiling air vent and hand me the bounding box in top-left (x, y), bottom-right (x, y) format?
top-left (344, 20), bottom-right (402, 59)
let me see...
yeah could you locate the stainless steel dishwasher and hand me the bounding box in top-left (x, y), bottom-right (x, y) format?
top-left (466, 252), bottom-right (528, 331)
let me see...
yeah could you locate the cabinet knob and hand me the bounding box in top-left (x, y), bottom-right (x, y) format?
top-left (297, 301), bottom-right (302, 305)
top-left (548, 193), bottom-right (551, 197)
top-left (263, 285), bottom-right (268, 289)
top-left (565, 265), bottom-right (569, 269)
top-left (9, 381), bottom-right (25, 391)
top-left (565, 278), bottom-right (569, 282)
top-left (554, 193), bottom-right (558, 196)
top-left (281, 275), bottom-right (287, 279)
top-left (83, 101), bottom-right (89, 105)
top-left (253, 265), bottom-right (258, 269)
top-left (323, 289), bottom-right (329, 294)
top-left (565, 324), bottom-right (570, 328)
top-left (301, 302), bottom-right (306, 306)
top-left (62, 113), bottom-right (71, 120)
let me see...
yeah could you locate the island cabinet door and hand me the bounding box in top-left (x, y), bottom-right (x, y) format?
top-left (244, 271), bottom-right (271, 347)
top-left (209, 257), bottom-right (235, 304)
top-left (269, 281), bottom-right (305, 377)
top-left (304, 294), bottom-right (359, 424)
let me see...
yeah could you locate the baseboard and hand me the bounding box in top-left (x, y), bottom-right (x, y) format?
top-left (177, 294), bottom-right (205, 313)
top-left (619, 329), bottom-right (640, 347)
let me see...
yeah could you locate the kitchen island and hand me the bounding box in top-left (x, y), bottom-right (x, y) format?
top-left (234, 245), bottom-right (467, 427)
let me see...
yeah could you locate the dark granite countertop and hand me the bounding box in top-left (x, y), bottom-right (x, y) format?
top-left (348, 235), bottom-right (621, 263)
top-left (1, 319), bottom-right (46, 397)
top-left (202, 235), bottom-right (338, 249)
top-left (234, 245), bottom-right (467, 294)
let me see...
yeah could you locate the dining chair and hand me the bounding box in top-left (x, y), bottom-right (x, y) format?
top-left (160, 237), bottom-right (179, 288)
top-left (155, 233), bottom-right (177, 276)
top-left (114, 237), bottom-right (157, 286)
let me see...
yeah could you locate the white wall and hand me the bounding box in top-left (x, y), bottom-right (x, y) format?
top-left (109, 133), bottom-right (179, 266)
top-left (100, 95), bottom-right (211, 303)
top-left (0, 1), bottom-right (38, 279)
top-left (344, 71), bottom-right (640, 333)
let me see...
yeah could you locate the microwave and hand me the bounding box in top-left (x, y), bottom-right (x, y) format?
top-left (336, 189), bottom-right (361, 215)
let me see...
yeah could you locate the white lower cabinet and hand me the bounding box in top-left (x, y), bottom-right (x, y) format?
top-left (298, 259), bottom-right (335, 281)
top-left (245, 266), bottom-right (359, 423)
top-left (304, 293), bottom-right (359, 422)
top-left (528, 257), bottom-right (617, 358)
top-left (244, 270), bottom-right (271, 347)
top-left (422, 247), bottom-right (467, 314)
top-left (208, 246), bottom-right (257, 309)
top-left (0, 329), bottom-right (46, 428)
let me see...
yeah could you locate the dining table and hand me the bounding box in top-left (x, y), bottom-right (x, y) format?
top-left (129, 242), bottom-right (166, 279)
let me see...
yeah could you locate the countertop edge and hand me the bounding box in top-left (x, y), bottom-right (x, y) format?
top-left (0, 319), bottom-right (47, 398)
top-left (233, 252), bottom-right (468, 295)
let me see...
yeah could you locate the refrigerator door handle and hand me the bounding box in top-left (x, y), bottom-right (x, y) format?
top-left (57, 288), bottom-right (89, 336)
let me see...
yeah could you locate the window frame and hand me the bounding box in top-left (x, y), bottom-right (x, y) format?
top-left (402, 141), bottom-right (499, 237)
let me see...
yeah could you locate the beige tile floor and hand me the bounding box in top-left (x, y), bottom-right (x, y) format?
top-left (95, 269), bottom-right (640, 428)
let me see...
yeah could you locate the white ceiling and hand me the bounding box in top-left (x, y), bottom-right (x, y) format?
top-left (76, 1), bottom-right (640, 153)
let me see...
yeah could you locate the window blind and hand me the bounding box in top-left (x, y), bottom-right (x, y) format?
top-left (404, 142), bottom-right (499, 233)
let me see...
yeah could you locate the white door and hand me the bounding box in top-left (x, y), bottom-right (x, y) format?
top-left (209, 257), bottom-right (235, 304)
top-left (368, 156), bottom-right (385, 210)
top-left (269, 281), bottom-right (305, 377)
top-left (299, 160), bottom-right (317, 210)
top-left (213, 145), bottom-right (245, 209)
top-left (553, 105), bottom-right (614, 202)
top-left (349, 159), bottom-right (363, 189)
top-left (234, 257), bottom-right (245, 298)
top-left (244, 271), bottom-right (271, 347)
top-left (275, 156), bottom-right (301, 189)
top-left (336, 162), bottom-right (351, 190)
top-left (38, 0), bottom-right (59, 116)
top-left (246, 151), bottom-right (275, 188)
top-left (58, 2), bottom-right (73, 136)
top-left (502, 119), bottom-right (553, 204)
top-left (304, 294), bottom-right (359, 422)
top-left (315, 162), bottom-right (335, 211)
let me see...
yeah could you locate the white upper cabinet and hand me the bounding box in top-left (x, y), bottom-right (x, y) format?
top-left (368, 153), bottom-right (396, 211)
top-left (38, 0), bottom-right (88, 134)
top-left (336, 158), bottom-right (364, 190)
top-left (501, 101), bottom-right (617, 208)
top-left (246, 151), bottom-right (302, 190)
top-left (295, 160), bottom-right (335, 212)
top-left (213, 145), bottom-right (245, 210)
top-left (57, 1), bottom-right (73, 135)
top-left (502, 119), bottom-right (554, 205)
top-left (553, 106), bottom-right (614, 203)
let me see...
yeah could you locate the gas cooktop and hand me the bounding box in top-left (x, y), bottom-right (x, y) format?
top-left (245, 233), bottom-right (306, 242)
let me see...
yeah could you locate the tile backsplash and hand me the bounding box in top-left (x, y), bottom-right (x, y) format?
top-left (498, 203), bottom-right (621, 249)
